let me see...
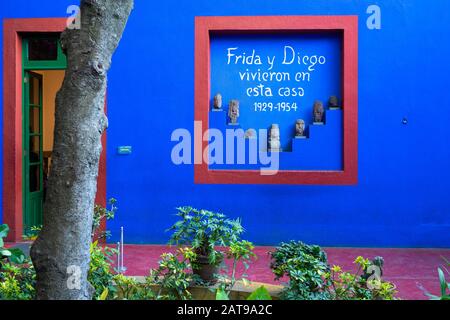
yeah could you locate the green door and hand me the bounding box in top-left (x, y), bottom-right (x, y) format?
top-left (23, 71), bottom-right (43, 233)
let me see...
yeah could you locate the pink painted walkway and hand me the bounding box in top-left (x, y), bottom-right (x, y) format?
top-left (119, 245), bottom-right (450, 300)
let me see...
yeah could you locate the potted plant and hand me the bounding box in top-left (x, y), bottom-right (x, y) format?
top-left (167, 206), bottom-right (244, 283)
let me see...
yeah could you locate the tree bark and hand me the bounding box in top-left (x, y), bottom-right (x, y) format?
top-left (30, 0), bottom-right (133, 300)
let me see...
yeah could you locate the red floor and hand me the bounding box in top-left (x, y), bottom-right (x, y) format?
top-left (118, 245), bottom-right (450, 300)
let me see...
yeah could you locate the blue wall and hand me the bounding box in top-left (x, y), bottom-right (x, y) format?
top-left (1, 1), bottom-right (449, 247)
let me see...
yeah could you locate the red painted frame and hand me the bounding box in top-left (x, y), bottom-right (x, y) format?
top-left (194, 16), bottom-right (358, 185)
top-left (3, 18), bottom-right (107, 241)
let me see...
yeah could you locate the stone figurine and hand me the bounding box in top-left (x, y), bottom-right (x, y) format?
top-left (313, 100), bottom-right (324, 123)
top-left (268, 124), bottom-right (281, 152)
top-left (295, 119), bottom-right (305, 137)
top-left (328, 95), bottom-right (340, 109)
top-left (228, 99), bottom-right (240, 124)
top-left (213, 93), bottom-right (222, 111)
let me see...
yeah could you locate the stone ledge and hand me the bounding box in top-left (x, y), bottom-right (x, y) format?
top-left (131, 276), bottom-right (283, 300)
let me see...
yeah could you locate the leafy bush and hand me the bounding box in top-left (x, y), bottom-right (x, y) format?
top-left (217, 240), bottom-right (256, 297)
top-left (1, 197), bottom-right (120, 301)
top-left (270, 241), bottom-right (398, 300)
top-left (92, 198), bottom-right (117, 241)
top-left (269, 241), bottom-right (331, 300)
top-left (146, 248), bottom-right (199, 300)
top-left (326, 256), bottom-right (397, 300)
top-left (0, 224), bottom-right (26, 265)
top-left (112, 248), bottom-right (199, 300)
top-left (0, 262), bottom-right (35, 300)
top-left (113, 273), bottom-right (151, 300)
top-left (88, 241), bottom-right (118, 300)
top-left (22, 226), bottom-right (42, 242)
top-left (167, 207), bottom-right (244, 265)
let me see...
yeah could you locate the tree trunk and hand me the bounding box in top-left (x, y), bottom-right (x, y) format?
top-left (30, 0), bottom-right (133, 300)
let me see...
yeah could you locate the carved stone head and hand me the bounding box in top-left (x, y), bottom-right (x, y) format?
top-left (213, 93), bottom-right (222, 110)
top-left (313, 100), bottom-right (324, 123)
top-left (269, 124), bottom-right (281, 150)
top-left (328, 96), bottom-right (339, 108)
top-left (295, 119), bottom-right (305, 136)
top-left (270, 124), bottom-right (280, 139)
top-left (228, 99), bottom-right (240, 123)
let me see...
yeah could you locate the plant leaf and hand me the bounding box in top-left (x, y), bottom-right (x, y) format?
top-left (0, 249), bottom-right (11, 257)
top-left (216, 288), bottom-right (230, 300)
top-left (247, 286), bottom-right (272, 300)
top-left (0, 224), bottom-right (9, 238)
top-left (438, 268), bottom-right (447, 296)
top-left (7, 248), bottom-right (25, 264)
top-left (99, 287), bottom-right (109, 300)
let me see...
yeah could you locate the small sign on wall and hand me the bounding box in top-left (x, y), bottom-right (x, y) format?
top-left (117, 146), bottom-right (132, 155)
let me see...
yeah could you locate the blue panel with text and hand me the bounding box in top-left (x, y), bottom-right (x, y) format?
top-left (209, 33), bottom-right (343, 170)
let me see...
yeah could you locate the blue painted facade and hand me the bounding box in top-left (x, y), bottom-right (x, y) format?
top-left (1, 1), bottom-right (449, 247)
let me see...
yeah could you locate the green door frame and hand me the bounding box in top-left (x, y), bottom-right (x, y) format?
top-left (22, 34), bottom-right (67, 234)
top-left (23, 71), bottom-right (43, 232)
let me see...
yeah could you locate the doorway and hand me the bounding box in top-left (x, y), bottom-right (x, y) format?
top-left (22, 35), bottom-right (66, 234)
top-left (3, 18), bottom-right (107, 242)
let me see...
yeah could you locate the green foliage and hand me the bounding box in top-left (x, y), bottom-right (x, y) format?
top-left (98, 287), bottom-right (109, 300)
top-left (216, 285), bottom-right (272, 301)
top-left (247, 285), bottom-right (272, 300)
top-left (22, 225), bottom-right (42, 242)
top-left (87, 198), bottom-right (120, 299)
top-left (0, 224), bottom-right (26, 265)
top-left (217, 240), bottom-right (256, 297)
top-left (146, 248), bottom-right (199, 300)
top-left (423, 257), bottom-right (450, 300)
top-left (269, 241), bottom-right (331, 300)
top-left (167, 207), bottom-right (244, 265)
top-left (111, 248), bottom-right (199, 300)
top-left (88, 241), bottom-right (118, 300)
top-left (270, 242), bottom-right (397, 300)
top-left (216, 287), bottom-right (230, 300)
top-left (0, 261), bottom-right (35, 300)
top-left (113, 274), bottom-right (149, 300)
top-left (92, 198), bottom-right (117, 241)
top-left (326, 256), bottom-right (397, 300)
top-left (0, 199), bottom-right (120, 301)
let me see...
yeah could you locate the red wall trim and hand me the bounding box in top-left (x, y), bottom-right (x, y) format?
top-left (3, 18), bottom-right (107, 241)
top-left (194, 16), bottom-right (358, 185)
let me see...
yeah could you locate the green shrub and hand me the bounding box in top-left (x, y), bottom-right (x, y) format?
top-left (113, 273), bottom-right (152, 300)
top-left (0, 262), bottom-right (35, 300)
top-left (92, 198), bottom-right (117, 241)
top-left (269, 241), bottom-right (331, 300)
top-left (326, 256), bottom-right (397, 300)
top-left (1, 198), bottom-right (120, 301)
top-left (88, 241), bottom-right (118, 300)
top-left (0, 224), bottom-right (26, 265)
top-left (146, 248), bottom-right (199, 300)
top-left (270, 241), bottom-right (398, 300)
top-left (217, 240), bottom-right (256, 298)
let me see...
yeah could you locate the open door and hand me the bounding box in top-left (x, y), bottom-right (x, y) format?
top-left (23, 71), bottom-right (44, 233)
